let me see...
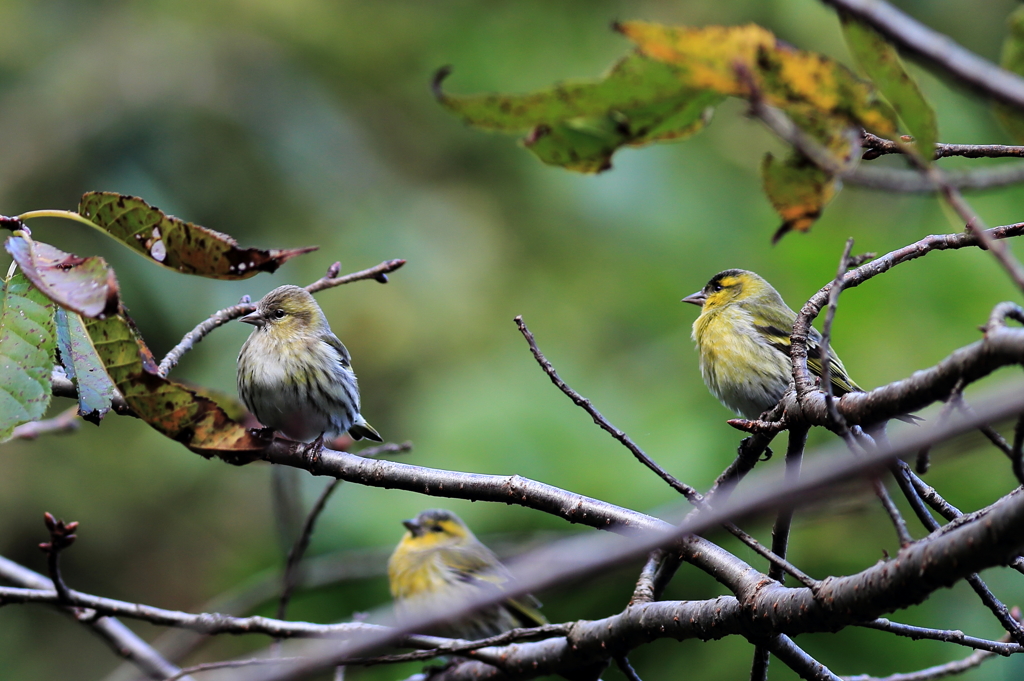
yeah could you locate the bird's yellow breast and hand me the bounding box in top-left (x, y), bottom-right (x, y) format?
top-left (692, 305), bottom-right (791, 419)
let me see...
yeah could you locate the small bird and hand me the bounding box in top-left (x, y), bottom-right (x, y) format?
top-left (682, 269), bottom-right (861, 420)
top-left (237, 284), bottom-right (381, 447)
top-left (387, 509), bottom-right (546, 640)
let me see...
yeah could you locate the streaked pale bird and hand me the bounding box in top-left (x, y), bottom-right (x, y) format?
top-left (237, 285), bottom-right (381, 446)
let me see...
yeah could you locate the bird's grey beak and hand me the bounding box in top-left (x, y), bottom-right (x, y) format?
top-left (402, 519), bottom-right (420, 535)
top-left (682, 290), bottom-right (707, 307)
top-left (239, 310), bottom-right (265, 327)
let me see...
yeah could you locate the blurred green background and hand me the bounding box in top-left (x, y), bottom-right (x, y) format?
top-left (2, 0), bottom-right (1024, 679)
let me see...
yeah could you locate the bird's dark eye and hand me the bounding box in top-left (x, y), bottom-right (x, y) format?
top-left (273, 309), bottom-right (286, 319)
top-left (431, 525), bottom-right (444, 533)
top-left (711, 283), bottom-right (724, 292)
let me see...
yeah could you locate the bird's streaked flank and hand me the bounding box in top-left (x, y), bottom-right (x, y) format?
top-left (237, 285), bottom-right (381, 448)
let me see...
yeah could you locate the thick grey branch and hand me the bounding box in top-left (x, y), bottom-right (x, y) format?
top-left (237, 382), bottom-right (1024, 681)
top-left (423, 487), bottom-right (1024, 681)
top-left (821, 0), bottom-right (1024, 111)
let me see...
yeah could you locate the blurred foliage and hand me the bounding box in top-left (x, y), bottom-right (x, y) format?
top-left (1, 1), bottom-right (1024, 680)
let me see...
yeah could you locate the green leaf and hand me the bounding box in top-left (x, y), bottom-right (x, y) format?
top-left (55, 308), bottom-right (118, 424)
top-left (78, 192), bottom-right (318, 279)
top-left (6, 235), bottom-right (119, 318)
top-left (840, 16), bottom-right (937, 162)
top-left (83, 311), bottom-right (266, 462)
top-left (0, 273), bottom-right (56, 440)
top-left (996, 6), bottom-right (1024, 143)
top-left (435, 54), bottom-right (723, 173)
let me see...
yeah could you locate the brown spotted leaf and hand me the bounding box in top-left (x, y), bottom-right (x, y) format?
top-left (617, 22), bottom-right (898, 137)
top-left (0, 273), bottom-right (56, 440)
top-left (435, 53), bottom-right (724, 173)
top-left (6, 235), bottom-right (119, 318)
top-left (83, 311), bottom-right (266, 462)
top-left (78, 192), bottom-right (317, 279)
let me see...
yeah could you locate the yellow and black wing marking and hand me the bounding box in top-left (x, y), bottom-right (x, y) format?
top-left (755, 324), bottom-right (862, 396)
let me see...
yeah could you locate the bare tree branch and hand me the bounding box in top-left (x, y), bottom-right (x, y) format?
top-left (409, 484), bottom-right (1024, 681)
top-left (9, 405), bottom-right (80, 440)
top-left (236, 383), bottom-right (1024, 681)
top-left (858, 617), bottom-right (1021, 655)
top-left (862, 132), bottom-right (1024, 160)
top-left (277, 479), bottom-right (342, 622)
top-left (788, 229), bottom-right (1024, 429)
top-left (514, 315), bottom-right (697, 499)
top-left (820, 0), bottom-right (1024, 111)
top-left (746, 82), bottom-right (1024, 194)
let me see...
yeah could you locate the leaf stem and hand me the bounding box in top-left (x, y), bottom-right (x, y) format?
top-left (17, 210), bottom-right (100, 231)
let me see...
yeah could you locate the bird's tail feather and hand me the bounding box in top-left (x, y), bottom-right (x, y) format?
top-left (349, 415), bottom-right (383, 442)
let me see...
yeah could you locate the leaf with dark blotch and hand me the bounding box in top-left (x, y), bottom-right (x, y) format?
top-left (6, 236), bottom-right (119, 319)
top-left (78, 192), bottom-right (317, 279)
top-left (55, 308), bottom-right (118, 424)
top-left (617, 22), bottom-right (898, 138)
top-left (435, 54), bottom-right (724, 173)
top-left (841, 16), bottom-right (937, 162)
top-left (997, 6), bottom-right (1024, 143)
top-left (0, 273), bottom-right (56, 440)
top-left (83, 312), bottom-right (267, 462)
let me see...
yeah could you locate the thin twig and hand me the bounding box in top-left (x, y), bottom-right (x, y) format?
top-left (820, 238), bottom-right (855, 428)
top-left (514, 316), bottom-right (813, 586)
top-left (615, 656), bottom-right (644, 681)
top-left (769, 428), bottom-right (809, 584)
top-left (9, 405), bottom-right (80, 440)
top-left (916, 379), bottom-right (964, 474)
top-left (704, 433), bottom-right (777, 505)
top-left (937, 180), bottom-right (1024, 293)
top-left (746, 74), bottom-right (1024, 196)
top-left (514, 315), bottom-right (698, 500)
top-left (908, 469), bottom-right (1024, 577)
top-left (890, 461), bottom-right (1024, 643)
top-left (304, 258), bottom-right (406, 294)
top-left (859, 618), bottom-right (1021, 655)
top-left (873, 477), bottom-right (914, 548)
top-left (862, 132), bottom-right (1024, 160)
top-left (1013, 414), bottom-right (1024, 486)
top-left (165, 658), bottom-right (307, 681)
top-left (158, 259), bottom-right (405, 377)
top-left (821, 0), bottom-right (1024, 111)
top-left (277, 479), bottom-right (343, 622)
top-left (39, 512), bottom-right (77, 602)
top-left (841, 647), bottom-right (997, 681)
top-left (275, 444), bottom-right (411, 625)
top-left (629, 551), bottom-right (663, 605)
top-left (763, 635), bottom-right (843, 681)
